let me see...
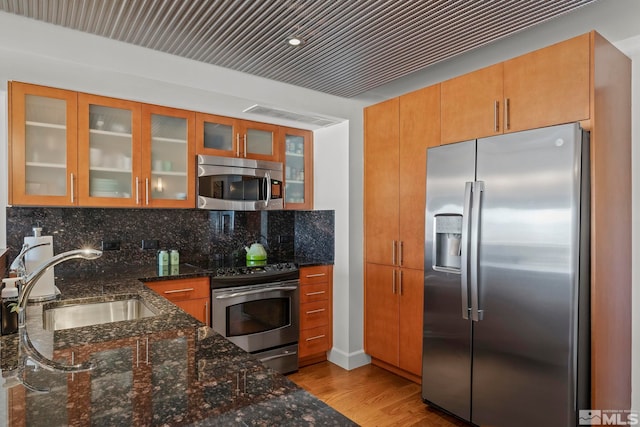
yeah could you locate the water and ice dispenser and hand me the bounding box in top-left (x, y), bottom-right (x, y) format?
top-left (433, 214), bottom-right (462, 272)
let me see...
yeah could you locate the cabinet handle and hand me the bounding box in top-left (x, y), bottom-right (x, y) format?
top-left (145, 337), bottom-right (149, 365)
top-left (145, 178), bottom-right (149, 205)
top-left (305, 273), bottom-right (326, 278)
top-left (392, 240), bottom-right (397, 265)
top-left (135, 176), bottom-right (140, 204)
top-left (236, 133), bottom-right (240, 157)
top-left (399, 241), bottom-right (404, 266)
top-left (70, 173), bottom-right (75, 204)
top-left (136, 339), bottom-right (140, 367)
top-left (392, 269), bottom-right (396, 294)
top-left (398, 270), bottom-right (403, 296)
top-left (205, 301), bottom-right (209, 326)
top-left (306, 334), bottom-right (326, 342)
top-left (504, 98), bottom-right (510, 130)
top-left (305, 290), bottom-right (325, 296)
top-left (243, 134), bottom-right (247, 158)
top-left (494, 100), bottom-right (499, 132)
top-left (163, 287), bottom-right (195, 294)
top-left (306, 308), bottom-right (326, 314)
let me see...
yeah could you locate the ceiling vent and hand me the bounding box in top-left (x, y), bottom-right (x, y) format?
top-left (243, 105), bottom-right (342, 127)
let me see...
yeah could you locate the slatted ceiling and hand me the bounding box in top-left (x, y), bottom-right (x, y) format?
top-left (0, 0), bottom-right (597, 98)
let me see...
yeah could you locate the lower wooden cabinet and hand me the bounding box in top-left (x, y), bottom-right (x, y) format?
top-left (146, 277), bottom-right (210, 326)
top-left (298, 265), bottom-right (333, 366)
top-left (364, 263), bottom-right (423, 383)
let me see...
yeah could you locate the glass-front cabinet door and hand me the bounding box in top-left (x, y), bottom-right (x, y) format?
top-left (196, 113), bottom-right (239, 157)
top-left (283, 128), bottom-right (313, 209)
top-left (240, 120), bottom-right (280, 161)
top-left (9, 82), bottom-right (78, 206)
top-left (142, 105), bottom-right (195, 208)
top-left (196, 113), bottom-right (280, 161)
top-left (77, 94), bottom-right (142, 207)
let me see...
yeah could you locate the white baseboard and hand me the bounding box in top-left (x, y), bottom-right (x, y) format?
top-left (327, 348), bottom-right (371, 370)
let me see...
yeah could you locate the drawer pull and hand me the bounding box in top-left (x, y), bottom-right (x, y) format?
top-left (306, 334), bottom-right (326, 342)
top-left (305, 273), bottom-right (326, 278)
top-left (306, 308), bottom-right (326, 314)
top-left (163, 287), bottom-right (195, 294)
top-left (305, 291), bottom-right (325, 296)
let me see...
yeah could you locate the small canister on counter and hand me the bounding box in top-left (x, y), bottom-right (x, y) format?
top-left (170, 250), bottom-right (180, 275)
top-left (157, 250), bottom-right (169, 276)
top-left (170, 249), bottom-right (179, 265)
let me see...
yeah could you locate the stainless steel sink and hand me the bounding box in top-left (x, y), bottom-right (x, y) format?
top-left (42, 297), bottom-right (157, 331)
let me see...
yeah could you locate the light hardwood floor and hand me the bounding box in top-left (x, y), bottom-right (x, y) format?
top-left (288, 362), bottom-right (468, 426)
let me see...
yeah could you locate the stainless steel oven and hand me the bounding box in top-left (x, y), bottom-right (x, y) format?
top-left (211, 266), bottom-right (299, 374)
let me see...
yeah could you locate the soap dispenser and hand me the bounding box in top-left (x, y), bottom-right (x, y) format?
top-left (1, 277), bottom-right (20, 335)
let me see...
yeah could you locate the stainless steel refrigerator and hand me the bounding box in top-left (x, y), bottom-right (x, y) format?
top-left (422, 123), bottom-right (590, 427)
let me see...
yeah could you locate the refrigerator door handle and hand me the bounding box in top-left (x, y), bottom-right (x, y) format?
top-left (460, 182), bottom-right (473, 320)
top-left (470, 181), bottom-right (485, 322)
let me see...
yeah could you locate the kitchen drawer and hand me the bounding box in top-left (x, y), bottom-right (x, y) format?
top-left (300, 300), bottom-right (329, 330)
top-left (146, 277), bottom-right (209, 302)
top-left (299, 265), bottom-right (331, 285)
top-left (299, 325), bottom-right (330, 358)
top-left (300, 283), bottom-right (329, 303)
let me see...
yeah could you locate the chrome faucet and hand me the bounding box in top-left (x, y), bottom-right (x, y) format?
top-left (16, 248), bottom-right (102, 328)
top-left (9, 241), bottom-right (51, 277)
top-left (8, 248), bottom-right (103, 378)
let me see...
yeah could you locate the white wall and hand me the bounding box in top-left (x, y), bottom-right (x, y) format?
top-left (313, 121), bottom-right (369, 368)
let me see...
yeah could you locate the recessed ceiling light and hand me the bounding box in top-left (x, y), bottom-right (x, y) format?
top-left (287, 36), bottom-right (304, 46)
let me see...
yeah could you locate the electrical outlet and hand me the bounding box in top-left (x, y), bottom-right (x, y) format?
top-left (278, 235), bottom-right (293, 243)
top-left (101, 240), bottom-right (121, 251)
top-left (141, 239), bottom-right (159, 250)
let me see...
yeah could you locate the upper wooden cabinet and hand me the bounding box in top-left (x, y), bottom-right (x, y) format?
top-left (283, 127), bottom-right (314, 210)
top-left (365, 85), bottom-right (440, 269)
top-left (195, 113), bottom-right (281, 162)
top-left (441, 33), bottom-right (590, 144)
top-left (77, 93), bottom-right (142, 207)
top-left (9, 82), bottom-right (78, 206)
top-left (141, 104), bottom-right (196, 208)
top-left (9, 83), bottom-right (197, 208)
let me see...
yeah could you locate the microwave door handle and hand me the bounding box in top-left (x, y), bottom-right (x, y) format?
top-left (265, 171), bottom-right (271, 207)
top-left (215, 285), bottom-right (298, 299)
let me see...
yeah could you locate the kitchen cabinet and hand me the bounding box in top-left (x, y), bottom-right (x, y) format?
top-left (146, 277), bottom-right (210, 326)
top-left (196, 112), bottom-right (281, 162)
top-left (9, 82), bottom-right (78, 206)
top-left (298, 265), bottom-right (333, 366)
top-left (9, 83), bottom-right (197, 208)
top-left (441, 33), bottom-right (590, 144)
top-left (141, 105), bottom-right (196, 208)
top-left (283, 127), bottom-right (313, 209)
top-left (77, 93), bottom-right (142, 207)
top-left (363, 84), bottom-right (438, 382)
top-left (364, 264), bottom-right (423, 378)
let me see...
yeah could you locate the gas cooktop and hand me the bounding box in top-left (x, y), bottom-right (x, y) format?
top-left (213, 262), bottom-right (297, 277)
top-left (200, 257), bottom-right (299, 287)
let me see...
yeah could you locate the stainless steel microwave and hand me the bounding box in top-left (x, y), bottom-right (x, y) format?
top-left (197, 155), bottom-right (283, 210)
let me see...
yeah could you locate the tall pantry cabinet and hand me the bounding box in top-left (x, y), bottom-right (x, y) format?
top-left (364, 85), bottom-right (440, 382)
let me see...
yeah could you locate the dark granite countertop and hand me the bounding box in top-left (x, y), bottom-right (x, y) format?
top-left (0, 266), bottom-right (354, 426)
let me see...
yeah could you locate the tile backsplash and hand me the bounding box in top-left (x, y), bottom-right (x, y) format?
top-left (6, 207), bottom-right (334, 274)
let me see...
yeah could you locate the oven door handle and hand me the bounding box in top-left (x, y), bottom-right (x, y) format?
top-left (215, 286), bottom-right (298, 299)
